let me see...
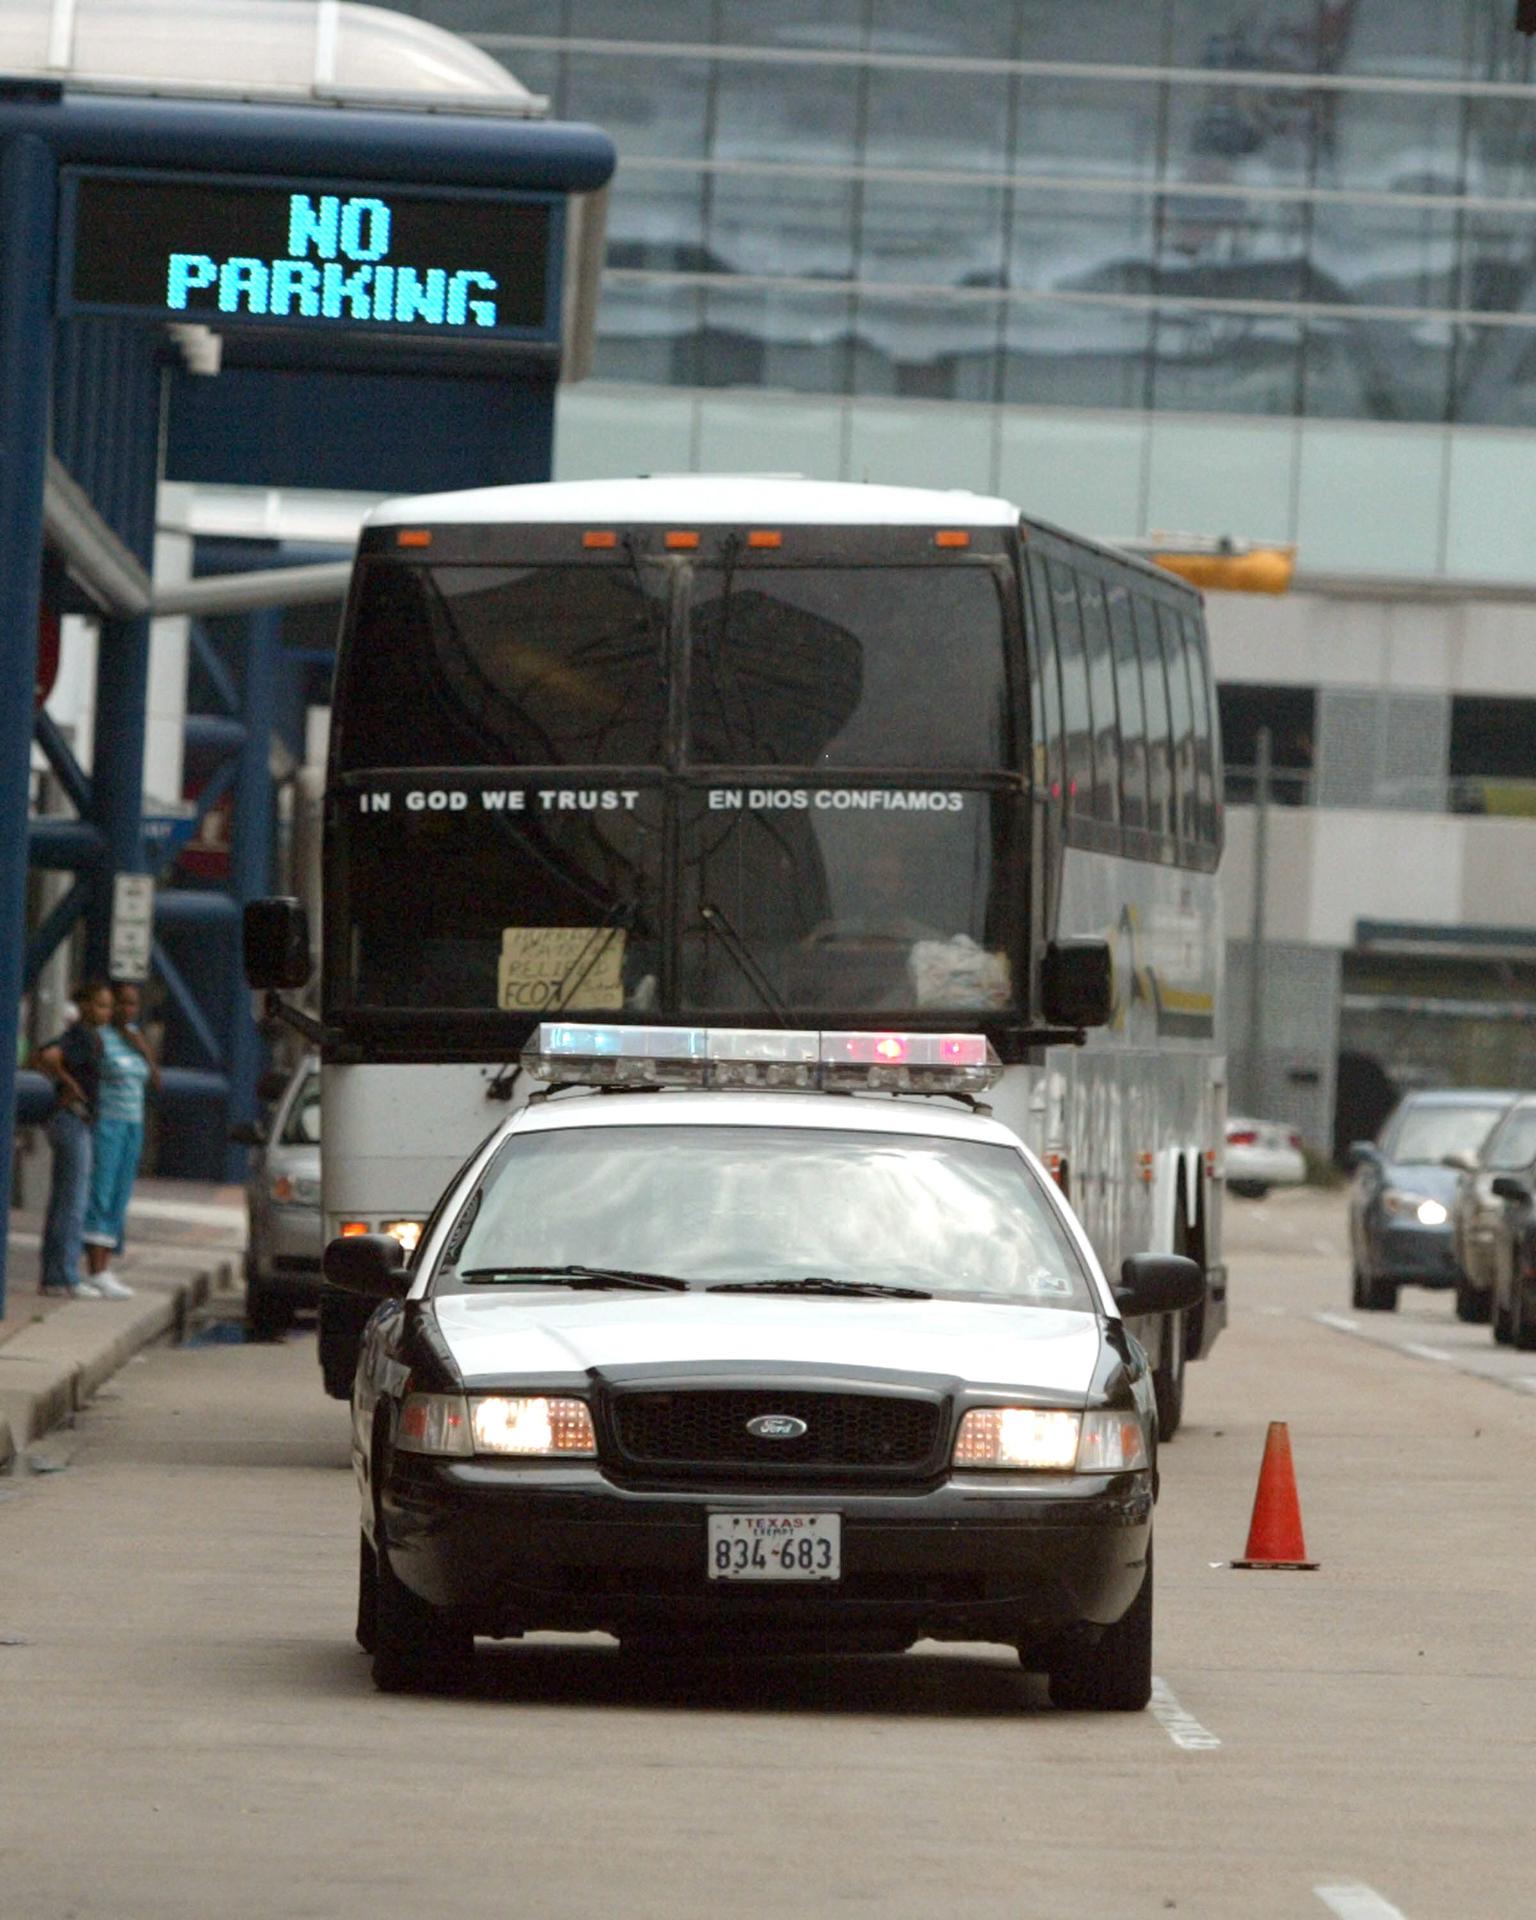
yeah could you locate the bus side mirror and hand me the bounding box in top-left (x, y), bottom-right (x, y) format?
top-left (1042, 940), bottom-right (1113, 1029)
top-left (244, 897), bottom-right (312, 992)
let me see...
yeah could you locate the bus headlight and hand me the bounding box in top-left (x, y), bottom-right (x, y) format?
top-left (381, 1218), bottom-right (424, 1254)
top-left (952, 1407), bottom-right (1147, 1471)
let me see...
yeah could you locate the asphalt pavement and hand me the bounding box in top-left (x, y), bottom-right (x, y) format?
top-left (1, 1186), bottom-right (1532, 1919)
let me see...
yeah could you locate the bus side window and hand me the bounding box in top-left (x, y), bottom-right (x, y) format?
top-left (1131, 595), bottom-right (1172, 847)
top-left (1106, 580), bottom-right (1146, 833)
top-left (1078, 574), bottom-right (1120, 828)
top-left (1047, 560), bottom-right (1093, 818)
top-left (1023, 551), bottom-right (1064, 806)
top-left (1158, 604), bottom-right (1198, 848)
top-left (1183, 609), bottom-right (1219, 852)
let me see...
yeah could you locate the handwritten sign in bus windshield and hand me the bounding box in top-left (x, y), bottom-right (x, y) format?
top-left (64, 171), bottom-right (555, 340)
top-left (497, 927), bottom-right (627, 1013)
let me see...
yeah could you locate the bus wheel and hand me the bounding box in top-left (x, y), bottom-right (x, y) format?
top-left (1152, 1310), bottom-right (1185, 1439)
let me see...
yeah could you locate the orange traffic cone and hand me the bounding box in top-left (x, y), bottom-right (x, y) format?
top-left (1232, 1420), bottom-right (1318, 1570)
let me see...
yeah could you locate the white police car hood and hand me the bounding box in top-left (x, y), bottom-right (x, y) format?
top-left (432, 1291), bottom-right (1104, 1397)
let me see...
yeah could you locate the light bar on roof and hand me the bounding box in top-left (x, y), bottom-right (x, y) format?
top-left (523, 1023), bottom-right (999, 1093)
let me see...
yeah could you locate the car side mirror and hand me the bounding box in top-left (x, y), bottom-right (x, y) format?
top-left (324, 1233), bottom-right (411, 1301)
top-left (244, 897), bottom-right (312, 991)
top-left (1491, 1175), bottom-right (1529, 1205)
top-left (1114, 1253), bottom-right (1205, 1318)
top-left (1347, 1142), bottom-right (1380, 1169)
top-left (228, 1120), bottom-right (266, 1147)
top-left (1042, 939), bottom-right (1113, 1029)
top-left (1442, 1150), bottom-right (1477, 1174)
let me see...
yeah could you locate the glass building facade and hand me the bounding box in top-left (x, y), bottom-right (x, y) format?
top-left (375, 2), bottom-right (1536, 580)
top-left (396, 2), bottom-right (1536, 425)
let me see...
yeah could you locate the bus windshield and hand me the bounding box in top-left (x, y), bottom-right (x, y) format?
top-left (329, 547), bottom-right (1024, 1024)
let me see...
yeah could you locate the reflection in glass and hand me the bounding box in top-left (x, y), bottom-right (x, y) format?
top-left (605, 171), bottom-right (710, 272)
top-left (592, 278), bottom-right (704, 385)
top-left (1017, 0), bottom-right (1167, 68)
top-left (852, 293), bottom-right (1001, 401)
top-left (1165, 81), bottom-right (1316, 192)
top-left (1106, 582), bottom-right (1147, 832)
top-left (1002, 298), bottom-right (1152, 411)
top-left (714, 58), bottom-right (860, 166)
top-left (687, 566), bottom-right (1009, 770)
top-left (1152, 307), bottom-right (1303, 415)
top-left (870, 0), bottom-right (1017, 60)
top-left (445, 1126), bottom-right (1090, 1303)
top-left (340, 789), bottom-right (665, 1014)
top-left (1014, 75), bottom-right (1163, 180)
top-left (1460, 209), bottom-right (1536, 318)
top-left (567, 0), bottom-right (713, 38)
top-left (698, 284), bottom-right (852, 393)
top-left (679, 791), bottom-right (1021, 1016)
top-left (717, 0), bottom-right (866, 50)
top-left (864, 65), bottom-right (1012, 172)
top-left (859, 181), bottom-right (1007, 289)
top-left (1079, 575), bottom-right (1120, 824)
top-left (1308, 201), bottom-right (1458, 310)
top-left (1451, 323), bottom-right (1536, 429)
top-left (564, 52), bottom-right (710, 158)
top-left (1305, 314), bottom-right (1452, 423)
top-left (1132, 595), bottom-right (1173, 841)
top-left (1012, 191), bottom-right (1156, 296)
top-left (1318, 86), bottom-right (1463, 197)
top-left (1048, 561), bottom-right (1093, 816)
top-left (1158, 189), bottom-right (1308, 303)
top-left (709, 170), bottom-right (856, 280)
top-left (1466, 97), bottom-right (1536, 199)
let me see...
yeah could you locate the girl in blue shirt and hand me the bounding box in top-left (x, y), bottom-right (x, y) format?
top-left (81, 982), bottom-right (160, 1298)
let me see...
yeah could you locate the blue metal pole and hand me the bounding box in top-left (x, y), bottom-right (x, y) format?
top-left (0, 134), bottom-right (57, 1320)
top-left (223, 606), bottom-right (279, 1179)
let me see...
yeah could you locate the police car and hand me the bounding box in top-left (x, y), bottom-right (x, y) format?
top-left (329, 1024), bottom-right (1203, 1706)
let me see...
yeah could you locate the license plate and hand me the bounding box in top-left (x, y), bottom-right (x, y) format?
top-left (707, 1512), bottom-right (841, 1582)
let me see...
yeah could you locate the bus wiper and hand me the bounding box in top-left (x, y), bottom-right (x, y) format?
top-left (699, 901), bottom-right (791, 1026)
top-left (707, 1277), bottom-right (933, 1300)
top-left (459, 1263), bottom-right (690, 1292)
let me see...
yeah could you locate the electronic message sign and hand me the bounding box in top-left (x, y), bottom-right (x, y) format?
top-left (61, 169), bottom-right (559, 341)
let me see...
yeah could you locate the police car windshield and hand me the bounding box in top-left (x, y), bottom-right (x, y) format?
top-left (434, 1125), bottom-right (1094, 1309)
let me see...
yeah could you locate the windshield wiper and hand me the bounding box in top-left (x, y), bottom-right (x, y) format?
top-left (699, 900), bottom-right (791, 1026)
top-left (707, 1276), bottom-right (932, 1300)
top-left (458, 1264), bottom-right (690, 1292)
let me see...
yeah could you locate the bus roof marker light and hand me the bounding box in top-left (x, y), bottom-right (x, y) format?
top-left (934, 530), bottom-right (971, 549)
top-left (582, 530), bottom-right (618, 549)
top-left (747, 530), bottom-right (782, 549)
top-left (396, 529), bottom-right (433, 548)
top-left (664, 531), bottom-right (700, 550)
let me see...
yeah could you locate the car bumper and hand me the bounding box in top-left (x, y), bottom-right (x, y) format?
top-left (1370, 1223), bottom-right (1459, 1287)
top-left (251, 1206), bottom-right (323, 1299)
top-left (379, 1460), bottom-right (1153, 1645)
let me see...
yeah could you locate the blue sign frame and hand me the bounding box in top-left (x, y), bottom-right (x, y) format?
top-left (58, 165), bottom-right (566, 344)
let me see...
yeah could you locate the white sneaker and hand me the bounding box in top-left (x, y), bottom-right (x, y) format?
top-left (92, 1271), bottom-right (136, 1299)
top-left (73, 1275), bottom-right (109, 1298)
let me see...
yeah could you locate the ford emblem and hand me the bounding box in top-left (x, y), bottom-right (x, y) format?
top-left (747, 1414), bottom-right (808, 1440)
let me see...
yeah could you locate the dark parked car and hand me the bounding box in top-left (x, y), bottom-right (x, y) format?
top-left (1448, 1097), bottom-right (1536, 1326)
top-left (1348, 1090), bottom-right (1513, 1312)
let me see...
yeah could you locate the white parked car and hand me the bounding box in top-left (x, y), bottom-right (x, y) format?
top-left (1225, 1117), bottom-right (1306, 1199)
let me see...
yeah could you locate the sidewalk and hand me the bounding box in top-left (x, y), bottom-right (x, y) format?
top-left (0, 1177), bottom-right (246, 1468)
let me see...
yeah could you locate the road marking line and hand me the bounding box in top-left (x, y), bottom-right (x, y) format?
top-left (1315, 1883), bottom-right (1408, 1919)
top-left (1148, 1676), bottom-right (1221, 1750)
top-left (1514, 1376), bottom-right (1536, 1394)
top-left (1402, 1343), bottom-right (1453, 1364)
top-left (1315, 1312), bottom-right (1358, 1332)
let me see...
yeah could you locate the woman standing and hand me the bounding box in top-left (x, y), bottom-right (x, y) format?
top-left (80, 981), bottom-right (159, 1298)
top-left (34, 980), bottom-right (114, 1299)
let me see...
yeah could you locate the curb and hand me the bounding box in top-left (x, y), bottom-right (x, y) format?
top-left (0, 1258), bottom-right (235, 1472)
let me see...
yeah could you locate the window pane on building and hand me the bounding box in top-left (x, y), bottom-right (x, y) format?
top-left (567, 0), bottom-right (713, 38)
top-left (1002, 299), bottom-right (1152, 411)
top-left (1012, 190), bottom-right (1156, 297)
top-left (714, 57), bottom-right (860, 165)
top-left (1308, 201), bottom-right (1459, 311)
top-left (1014, 75), bottom-right (1164, 181)
top-left (871, 0), bottom-right (1017, 60)
top-left (1304, 315), bottom-right (1452, 424)
top-left (565, 52), bottom-right (710, 157)
top-left (593, 279), bottom-right (704, 385)
top-left (853, 293), bottom-right (1001, 402)
top-left (1164, 82), bottom-right (1315, 192)
top-left (718, 0), bottom-right (866, 49)
top-left (1018, 0), bottom-right (1167, 66)
top-left (1158, 190), bottom-right (1308, 303)
top-left (699, 284), bottom-right (853, 393)
top-left (1152, 309), bottom-right (1303, 415)
top-left (865, 65), bottom-right (1013, 173)
top-left (606, 170), bottom-right (709, 272)
top-left (859, 181), bottom-right (1008, 290)
top-left (709, 170), bottom-right (857, 280)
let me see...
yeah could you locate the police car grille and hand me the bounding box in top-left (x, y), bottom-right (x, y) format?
top-left (609, 1391), bottom-right (940, 1472)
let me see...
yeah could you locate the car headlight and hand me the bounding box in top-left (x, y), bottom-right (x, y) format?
top-left (270, 1174), bottom-right (320, 1206)
top-left (952, 1406), bottom-right (1148, 1472)
top-left (396, 1393), bottom-right (597, 1458)
top-left (1382, 1191), bottom-right (1448, 1226)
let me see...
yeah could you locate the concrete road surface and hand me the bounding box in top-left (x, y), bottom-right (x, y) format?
top-left (2, 1188), bottom-right (1532, 1920)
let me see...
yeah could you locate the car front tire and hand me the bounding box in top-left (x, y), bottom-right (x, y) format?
top-left (371, 1543), bottom-right (473, 1694)
top-left (1045, 1542), bottom-right (1154, 1712)
top-left (1454, 1276), bottom-right (1491, 1325)
top-left (243, 1265), bottom-right (292, 1342)
top-left (1512, 1276), bottom-right (1536, 1352)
